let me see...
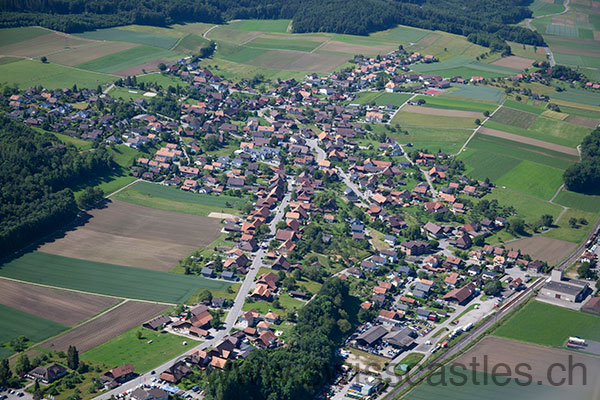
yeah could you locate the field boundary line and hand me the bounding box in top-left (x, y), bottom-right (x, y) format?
top-left (203, 25), bottom-right (219, 40)
top-left (310, 38), bottom-right (332, 53)
top-left (0, 276), bottom-right (176, 306)
top-left (453, 100), bottom-right (504, 156)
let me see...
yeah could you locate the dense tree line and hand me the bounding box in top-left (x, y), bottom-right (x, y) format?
top-left (203, 278), bottom-right (354, 400)
top-left (563, 127), bottom-right (600, 194)
top-left (0, 116), bottom-right (112, 258)
top-left (0, 0), bottom-right (544, 51)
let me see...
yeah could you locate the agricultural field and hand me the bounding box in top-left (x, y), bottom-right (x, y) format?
top-left (39, 301), bottom-right (170, 352)
top-left (0, 279), bottom-right (119, 326)
top-left (0, 252), bottom-right (229, 304)
top-left (490, 106), bottom-right (537, 129)
top-left (495, 301), bottom-right (600, 346)
top-left (481, 188), bottom-right (563, 225)
top-left (373, 93), bottom-right (413, 107)
top-left (75, 45), bottom-right (180, 74)
top-left (410, 56), bottom-right (520, 78)
top-left (459, 134), bottom-right (577, 199)
top-left (0, 304), bottom-right (67, 358)
top-left (393, 127), bottom-right (473, 154)
top-left (543, 208), bottom-right (600, 243)
top-left (38, 200), bottom-right (222, 271)
top-left (444, 84), bottom-right (505, 102)
top-left (401, 105), bottom-right (483, 119)
top-left (413, 95), bottom-right (498, 113)
top-left (391, 110), bottom-right (477, 129)
top-left (504, 236), bottom-right (577, 264)
top-left (73, 27), bottom-right (182, 49)
top-left (0, 59), bottom-right (115, 89)
top-left (82, 327), bottom-right (196, 373)
top-left (227, 19), bottom-right (291, 33)
top-left (113, 181), bottom-right (248, 216)
top-left (554, 190), bottom-right (600, 213)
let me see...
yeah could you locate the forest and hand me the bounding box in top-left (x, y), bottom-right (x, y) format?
top-left (0, 0), bottom-right (544, 51)
top-left (0, 116), bottom-right (112, 258)
top-left (563, 127), bottom-right (600, 194)
top-left (202, 278), bottom-right (356, 400)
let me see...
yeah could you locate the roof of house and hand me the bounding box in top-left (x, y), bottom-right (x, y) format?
top-left (356, 325), bottom-right (388, 345)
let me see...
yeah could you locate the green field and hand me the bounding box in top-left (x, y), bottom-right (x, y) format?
top-left (491, 107), bottom-right (537, 129)
top-left (74, 28), bottom-right (180, 49)
top-left (495, 301), bottom-right (600, 346)
top-left (545, 24), bottom-right (579, 37)
top-left (350, 91), bottom-right (383, 105)
top-left (75, 45), bottom-right (180, 74)
top-left (245, 37), bottom-right (320, 52)
top-left (398, 127), bottom-right (472, 154)
top-left (445, 84), bottom-right (505, 102)
top-left (227, 19), bottom-right (291, 33)
top-left (530, 0), bottom-right (565, 17)
top-left (374, 93), bottom-right (413, 107)
top-left (482, 188), bottom-right (562, 224)
top-left (555, 190), bottom-right (600, 213)
top-left (113, 181), bottom-right (247, 216)
top-left (384, 26), bottom-right (430, 43)
top-left (0, 252), bottom-right (230, 304)
top-left (0, 59), bottom-right (115, 89)
top-left (543, 208), bottom-right (599, 243)
top-left (483, 118), bottom-right (589, 148)
top-left (495, 160), bottom-right (565, 200)
top-left (0, 26), bottom-right (48, 46)
top-left (406, 365), bottom-right (575, 400)
top-left (553, 53), bottom-right (600, 69)
top-left (172, 34), bottom-right (211, 53)
top-left (391, 110), bottom-right (476, 129)
top-left (551, 88), bottom-right (600, 106)
top-left (82, 327), bottom-right (197, 373)
top-left (0, 304), bottom-right (67, 356)
top-left (502, 99), bottom-right (545, 115)
top-left (411, 56), bottom-right (519, 76)
top-left (394, 353), bottom-right (425, 375)
top-left (460, 134), bottom-right (576, 199)
top-left (414, 95), bottom-right (497, 113)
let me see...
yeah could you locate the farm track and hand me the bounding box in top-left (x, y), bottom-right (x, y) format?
top-left (525, 0), bottom-right (571, 66)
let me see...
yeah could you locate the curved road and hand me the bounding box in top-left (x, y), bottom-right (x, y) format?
top-left (525, 0), bottom-right (571, 66)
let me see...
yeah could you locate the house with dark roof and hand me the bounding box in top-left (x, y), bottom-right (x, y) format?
top-left (355, 325), bottom-right (388, 347)
top-left (27, 363), bottom-right (67, 384)
top-left (143, 315), bottom-right (171, 330)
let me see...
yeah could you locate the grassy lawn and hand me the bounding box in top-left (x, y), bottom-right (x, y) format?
top-left (0, 26), bottom-right (48, 46)
top-left (494, 301), bottom-right (600, 347)
top-left (393, 353), bottom-right (425, 375)
top-left (113, 181), bottom-right (248, 216)
top-left (503, 99), bottom-right (545, 115)
top-left (186, 283), bottom-right (241, 305)
top-left (350, 91), bottom-right (383, 105)
top-left (374, 93), bottom-right (413, 107)
top-left (243, 293), bottom-right (305, 314)
top-left (82, 327), bottom-right (197, 373)
top-left (0, 304), bottom-right (67, 357)
top-left (444, 84), bottom-right (505, 102)
top-left (0, 59), bottom-right (116, 89)
top-left (0, 252), bottom-right (230, 304)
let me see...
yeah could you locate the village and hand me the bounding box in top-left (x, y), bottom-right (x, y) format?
top-left (1, 40), bottom-right (600, 400)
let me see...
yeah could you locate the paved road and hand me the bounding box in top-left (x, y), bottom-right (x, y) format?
top-left (383, 277), bottom-right (546, 399)
top-left (95, 179), bottom-right (293, 400)
top-left (555, 215), bottom-right (600, 271)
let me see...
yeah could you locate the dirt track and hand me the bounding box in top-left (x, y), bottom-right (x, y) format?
top-left (478, 127), bottom-right (580, 156)
top-left (453, 336), bottom-right (600, 396)
top-left (402, 104), bottom-right (483, 119)
top-left (39, 301), bottom-right (169, 352)
top-left (504, 236), bottom-right (577, 265)
top-left (0, 279), bottom-right (118, 326)
top-left (38, 200), bottom-right (221, 271)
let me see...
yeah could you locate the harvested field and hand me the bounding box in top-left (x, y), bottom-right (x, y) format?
top-left (39, 200), bottom-right (221, 271)
top-left (491, 106), bottom-right (537, 129)
top-left (565, 114), bottom-right (600, 127)
top-left (46, 41), bottom-right (139, 66)
top-left (113, 58), bottom-right (170, 76)
top-left (249, 50), bottom-right (348, 72)
top-left (549, 43), bottom-right (600, 57)
top-left (39, 300), bottom-right (169, 352)
top-left (401, 104), bottom-right (483, 119)
top-left (0, 32), bottom-right (92, 58)
top-left (478, 127), bottom-right (580, 156)
top-left (505, 236), bottom-right (577, 265)
top-left (320, 40), bottom-right (396, 56)
top-left (491, 55), bottom-right (535, 69)
top-left (453, 336), bottom-right (600, 398)
top-left (0, 279), bottom-right (118, 326)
